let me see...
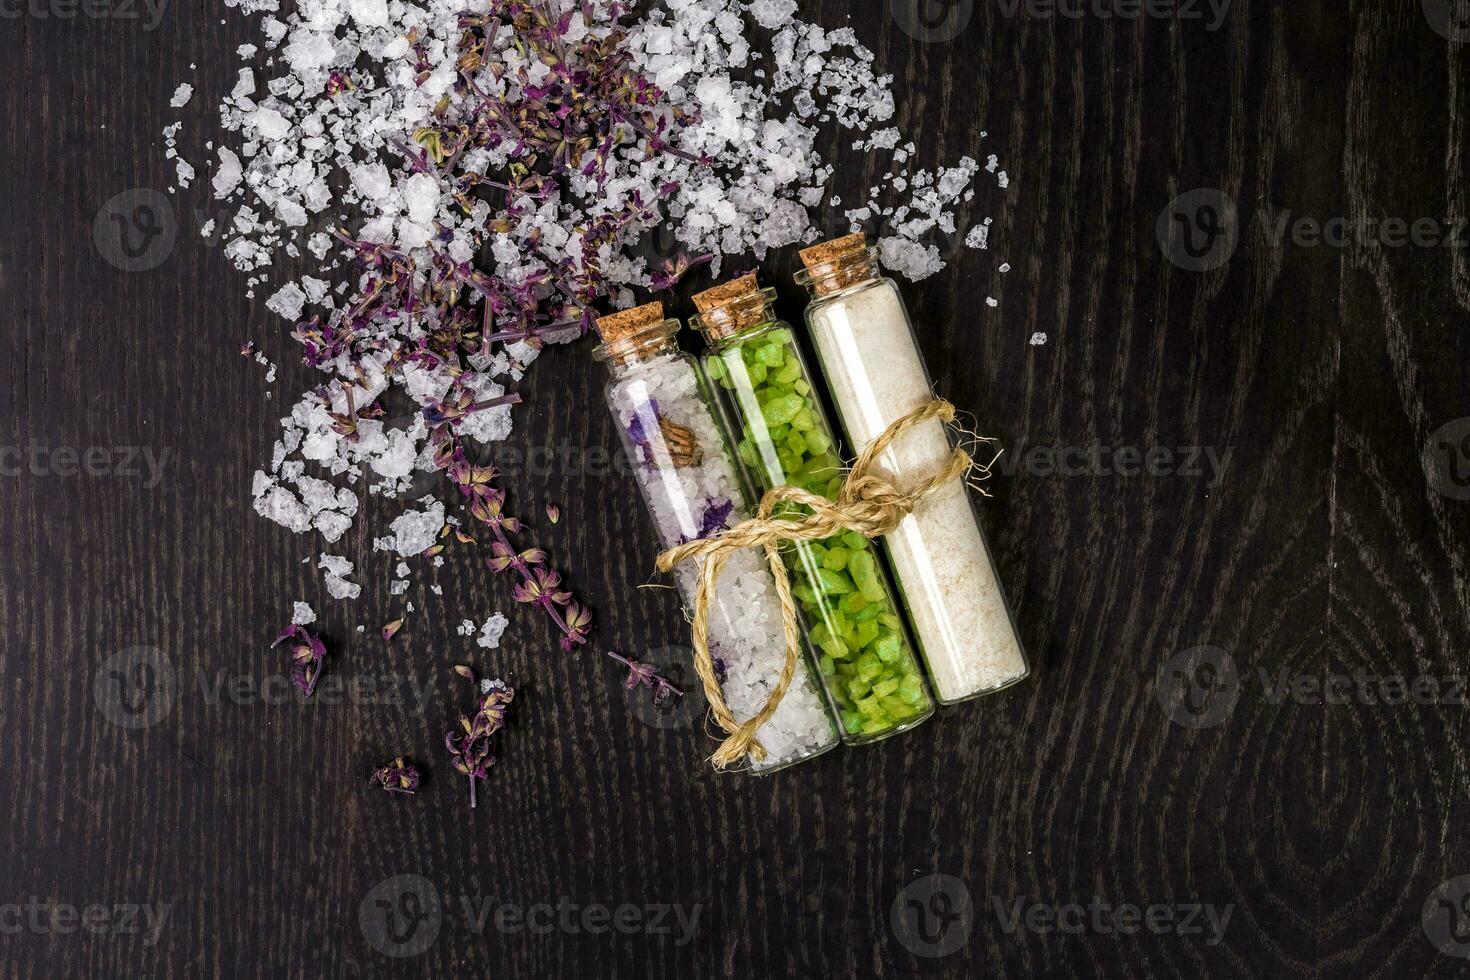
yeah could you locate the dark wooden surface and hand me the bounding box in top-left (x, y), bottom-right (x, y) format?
top-left (5, 0), bottom-right (1470, 976)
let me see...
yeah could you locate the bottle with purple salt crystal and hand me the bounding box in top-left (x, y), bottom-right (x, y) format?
top-left (592, 302), bottom-right (840, 772)
top-left (795, 234), bottom-right (1030, 704)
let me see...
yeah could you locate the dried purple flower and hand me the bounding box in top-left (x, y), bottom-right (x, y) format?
top-left (325, 69), bottom-right (355, 98)
top-left (446, 447), bottom-right (591, 651)
top-left (698, 497), bottom-right (735, 540)
top-left (650, 252), bottom-right (714, 292)
top-left (382, 619), bottom-right (405, 642)
top-left (291, 0), bottom-right (711, 369)
top-left (444, 667), bottom-right (516, 810)
top-left (371, 758), bottom-right (421, 795)
top-left (624, 398), bottom-right (661, 459)
top-left (270, 624), bottom-right (328, 698)
top-left (606, 650), bottom-right (682, 706)
top-left (545, 503), bottom-right (560, 524)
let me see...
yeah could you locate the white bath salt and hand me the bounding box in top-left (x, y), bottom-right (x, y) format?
top-left (170, 83), bottom-right (194, 108)
top-left (877, 238), bottom-right (943, 281)
top-left (231, 69), bottom-right (256, 101)
top-left (175, 159), bottom-right (196, 188)
top-left (251, 350), bottom-right (277, 383)
top-left (292, 601), bottom-right (316, 625)
top-left (802, 248), bottom-right (1029, 703)
top-left (183, 0), bottom-right (1011, 627)
top-left (248, 106), bottom-right (291, 141)
top-left (456, 619), bottom-right (475, 637)
top-left (430, 584), bottom-right (443, 596)
top-left (476, 613), bottom-right (510, 650)
top-left (985, 297), bottom-right (998, 308)
top-left (301, 276), bottom-right (332, 305)
top-left (348, 0), bottom-right (389, 27)
top-left (252, 469), bottom-right (358, 542)
top-left (603, 344), bottom-right (838, 770)
top-left (318, 554), bottom-right (361, 600)
top-left (200, 219), bottom-right (216, 239)
top-left (376, 498), bottom-right (445, 558)
top-left (747, 0), bottom-right (797, 29)
top-left (965, 222), bottom-right (991, 250)
top-left (265, 282), bottom-right (306, 321)
top-left (1029, 332), bottom-right (1048, 346)
top-left (999, 262), bottom-right (1011, 273)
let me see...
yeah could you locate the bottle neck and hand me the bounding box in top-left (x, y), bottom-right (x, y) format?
top-left (593, 319), bottom-right (683, 372)
top-left (796, 245), bottom-right (881, 299)
top-left (691, 289), bottom-right (779, 345)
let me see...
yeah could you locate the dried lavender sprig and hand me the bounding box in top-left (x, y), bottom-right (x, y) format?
top-left (606, 650), bottom-right (682, 706)
top-left (445, 667), bottom-right (515, 810)
top-left (445, 447), bottom-right (592, 651)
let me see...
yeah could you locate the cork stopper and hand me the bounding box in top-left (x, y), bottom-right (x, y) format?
top-left (594, 301), bottom-right (666, 344)
top-left (692, 275), bottom-right (759, 316)
top-left (691, 275), bottom-right (770, 340)
top-left (798, 233), bottom-right (874, 296)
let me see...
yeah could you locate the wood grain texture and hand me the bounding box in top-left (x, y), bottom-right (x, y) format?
top-left (3, 0), bottom-right (1470, 976)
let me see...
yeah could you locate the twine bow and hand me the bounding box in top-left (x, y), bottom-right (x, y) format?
top-left (655, 398), bottom-right (982, 770)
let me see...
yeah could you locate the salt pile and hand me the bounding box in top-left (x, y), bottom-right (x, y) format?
top-left (170, 0), bottom-right (1009, 629)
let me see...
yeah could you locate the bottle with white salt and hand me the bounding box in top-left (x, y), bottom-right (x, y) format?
top-left (593, 302), bottom-right (840, 772)
top-left (795, 234), bottom-right (1029, 704)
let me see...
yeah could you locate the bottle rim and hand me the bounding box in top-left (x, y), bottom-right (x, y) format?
top-left (794, 245), bottom-right (881, 296)
top-left (591, 317), bottom-right (683, 363)
top-left (689, 286), bottom-right (779, 341)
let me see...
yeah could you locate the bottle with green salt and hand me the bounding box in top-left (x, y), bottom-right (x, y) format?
top-left (691, 275), bottom-right (936, 743)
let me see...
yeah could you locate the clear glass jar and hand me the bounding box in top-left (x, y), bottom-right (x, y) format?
top-left (796, 236), bottom-right (1029, 704)
top-left (592, 303), bottom-right (839, 772)
top-left (691, 278), bottom-right (936, 743)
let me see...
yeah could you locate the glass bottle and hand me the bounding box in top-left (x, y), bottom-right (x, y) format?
top-left (690, 276), bottom-right (936, 742)
top-left (795, 234), bottom-right (1030, 704)
top-left (592, 301), bottom-right (840, 772)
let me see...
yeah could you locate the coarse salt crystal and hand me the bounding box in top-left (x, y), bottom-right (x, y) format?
top-left (476, 613), bottom-right (509, 650)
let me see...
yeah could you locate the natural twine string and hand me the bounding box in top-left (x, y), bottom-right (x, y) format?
top-left (655, 398), bottom-right (979, 770)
